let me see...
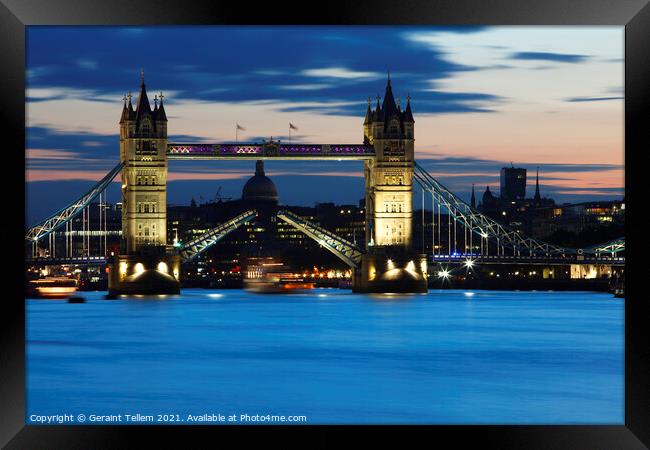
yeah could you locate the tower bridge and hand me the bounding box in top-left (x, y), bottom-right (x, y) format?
top-left (25, 73), bottom-right (624, 295)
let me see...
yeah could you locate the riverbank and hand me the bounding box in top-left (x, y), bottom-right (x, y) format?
top-left (429, 278), bottom-right (613, 292)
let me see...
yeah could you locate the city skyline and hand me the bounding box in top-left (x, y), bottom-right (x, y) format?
top-left (26, 26), bottom-right (624, 225)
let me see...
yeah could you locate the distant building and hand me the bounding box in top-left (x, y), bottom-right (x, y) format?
top-left (166, 160), bottom-right (365, 276)
top-left (476, 166), bottom-right (554, 235)
top-left (530, 200), bottom-right (624, 239)
top-left (500, 166), bottom-right (527, 202)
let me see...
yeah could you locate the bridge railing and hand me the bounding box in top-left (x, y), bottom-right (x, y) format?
top-left (179, 210), bottom-right (258, 262)
top-left (276, 210), bottom-right (364, 269)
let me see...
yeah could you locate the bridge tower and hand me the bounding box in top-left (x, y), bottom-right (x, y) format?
top-left (356, 76), bottom-right (427, 293)
top-left (109, 72), bottom-right (180, 295)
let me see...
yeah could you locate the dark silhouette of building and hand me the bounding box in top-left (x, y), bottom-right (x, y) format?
top-left (500, 165), bottom-right (527, 202)
top-left (242, 160), bottom-right (278, 205)
top-left (166, 160), bottom-right (365, 283)
top-left (476, 167), bottom-right (554, 235)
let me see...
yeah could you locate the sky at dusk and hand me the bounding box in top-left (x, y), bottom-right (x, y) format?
top-left (25, 26), bottom-right (624, 226)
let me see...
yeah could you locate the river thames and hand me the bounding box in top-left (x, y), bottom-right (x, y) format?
top-left (26, 289), bottom-right (623, 424)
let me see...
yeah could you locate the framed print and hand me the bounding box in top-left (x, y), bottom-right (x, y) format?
top-left (3, 0), bottom-right (649, 447)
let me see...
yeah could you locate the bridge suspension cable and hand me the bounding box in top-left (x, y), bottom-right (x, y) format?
top-left (179, 210), bottom-right (257, 262)
top-left (415, 162), bottom-right (585, 259)
top-left (25, 162), bottom-right (124, 243)
top-left (582, 237), bottom-right (625, 256)
top-left (276, 210), bottom-right (365, 269)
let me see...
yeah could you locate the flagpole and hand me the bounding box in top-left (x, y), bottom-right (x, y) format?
top-left (236, 124), bottom-right (238, 144)
top-left (289, 124), bottom-right (291, 144)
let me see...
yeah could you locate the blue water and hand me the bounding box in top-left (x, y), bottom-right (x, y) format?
top-left (26, 289), bottom-right (623, 424)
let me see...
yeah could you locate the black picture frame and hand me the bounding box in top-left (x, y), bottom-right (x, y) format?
top-left (3, 0), bottom-right (648, 447)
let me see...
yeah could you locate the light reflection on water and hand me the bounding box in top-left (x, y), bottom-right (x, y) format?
top-left (26, 288), bottom-right (623, 424)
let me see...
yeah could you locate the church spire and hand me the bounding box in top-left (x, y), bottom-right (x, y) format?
top-left (471, 184), bottom-right (476, 208)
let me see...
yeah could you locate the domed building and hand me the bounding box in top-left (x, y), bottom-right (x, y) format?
top-left (237, 159), bottom-right (279, 262)
top-left (242, 160), bottom-right (278, 205)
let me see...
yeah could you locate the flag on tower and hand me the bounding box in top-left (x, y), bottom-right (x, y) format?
top-left (289, 123), bottom-right (298, 130)
top-left (236, 123), bottom-right (246, 131)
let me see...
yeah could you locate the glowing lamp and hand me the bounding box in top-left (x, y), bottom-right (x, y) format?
top-left (134, 263), bottom-right (145, 275)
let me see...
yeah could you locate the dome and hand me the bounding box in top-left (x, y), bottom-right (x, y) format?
top-left (242, 160), bottom-right (278, 204)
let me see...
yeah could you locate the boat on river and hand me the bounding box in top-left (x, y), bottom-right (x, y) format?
top-left (243, 257), bottom-right (313, 294)
top-left (27, 277), bottom-right (78, 299)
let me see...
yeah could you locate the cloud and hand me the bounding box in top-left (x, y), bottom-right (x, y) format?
top-left (565, 96), bottom-right (623, 103)
top-left (509, 51), bottom-right (589, 63)
top-left (27, 149), bottom-right (80, 160)
top-left (25, 27), bottom-right (502, 116)
top-left (301, 67), bottom-right (381, 80)
top-left (278, 84), bottom-right (334, 91)
top-left (77, 59), bottom-right (98, 70)
top-left (24, 26), bottom-right (625, 222)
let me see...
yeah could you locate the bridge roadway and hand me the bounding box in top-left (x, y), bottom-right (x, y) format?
top-left (167, 143), bottom-right (375, 160)
top-left (26, 256), bottom-right (109, 267)
top-left (430, 254), bottom-right (625, 266)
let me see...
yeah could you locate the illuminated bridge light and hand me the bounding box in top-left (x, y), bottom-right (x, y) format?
top-left (279, 145), bottom-right (322, 154)
top-left (134, 263), bottom-right (145, 275)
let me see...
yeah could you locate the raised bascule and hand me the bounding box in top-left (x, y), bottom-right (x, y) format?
top-left (25, 73), bottom-right (625, 295)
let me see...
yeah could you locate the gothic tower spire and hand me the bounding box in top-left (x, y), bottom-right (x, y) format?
top-left (381, 73), bottom-right (398, 120)
top-left (135, 69), bottom-right (152, 125)
top-left (471, 184), bottom-right (476, 208)
top-left (403, 94), bottom-right (414, 123)
top-left (364, 97), bottom-right (372, 125)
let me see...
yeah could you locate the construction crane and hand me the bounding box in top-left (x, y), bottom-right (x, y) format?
top-left (213, 186), bottom-right (232, 203)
